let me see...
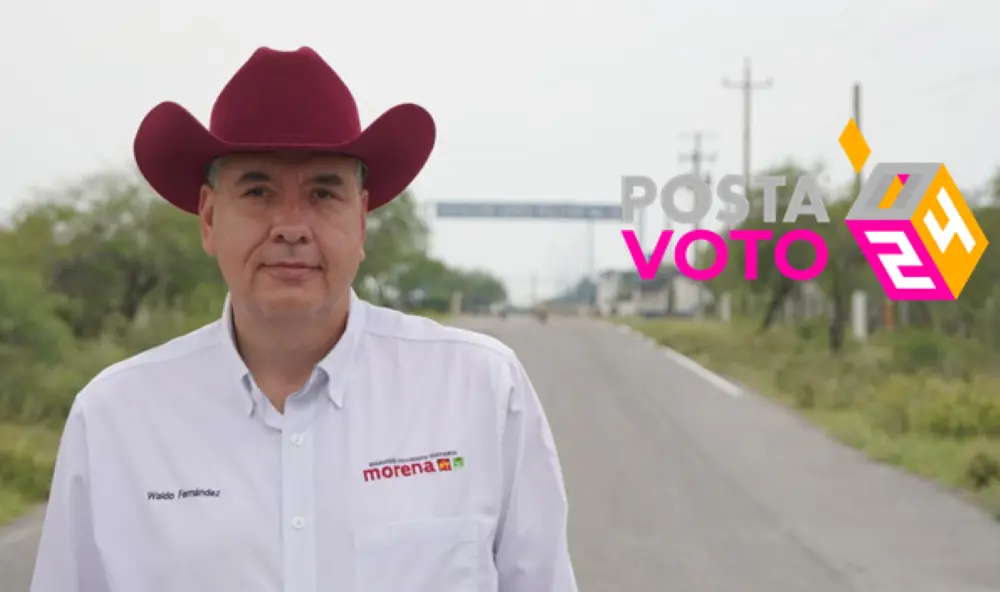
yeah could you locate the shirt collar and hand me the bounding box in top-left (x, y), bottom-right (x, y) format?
top-left (218, 289), bottom-right (368, 415)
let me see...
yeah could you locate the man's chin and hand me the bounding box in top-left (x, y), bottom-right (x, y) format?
top-left (253, 291), bottom-right (326, 317)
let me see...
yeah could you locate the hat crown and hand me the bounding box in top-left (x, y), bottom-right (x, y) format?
top-left (209, 47), bottom-right (362, 145)
top-left (133, 45), bottom-right (435, 215)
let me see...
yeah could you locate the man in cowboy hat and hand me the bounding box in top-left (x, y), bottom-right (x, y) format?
top-left (30, 46), bottom-right (579, 592)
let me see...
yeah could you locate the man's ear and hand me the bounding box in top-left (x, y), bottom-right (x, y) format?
top-left (199, 184), bottom-right (216, 255)
top-left (359, 189), bottom-right (369, 252)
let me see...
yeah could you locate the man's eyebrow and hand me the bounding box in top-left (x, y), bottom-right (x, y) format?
top-left (234, 171), bottom-right (271, 184)
top-left (306, 173), bottom-right (345, 186)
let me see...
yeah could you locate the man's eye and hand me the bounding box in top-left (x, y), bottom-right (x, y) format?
top-left (243, 187), bottom-right (268, 197)
top-left (314, 188), bottom-right (337, 199)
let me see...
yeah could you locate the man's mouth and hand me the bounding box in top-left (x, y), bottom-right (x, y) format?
top-left (263, 262), bottom-right (320, 269)
top-left (261, 262), bottom-right (321, 280)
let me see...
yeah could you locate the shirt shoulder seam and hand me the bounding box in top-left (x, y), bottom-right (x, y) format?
top-left (361, 325), bottom-right (517, 361)
top-left (90, 327), bottom-right (226, 386)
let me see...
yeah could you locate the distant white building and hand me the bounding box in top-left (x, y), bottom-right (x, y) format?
top-left (595, 270), bottom-right (628, 316)
top-left (595, 267), bottom-right (713, 317)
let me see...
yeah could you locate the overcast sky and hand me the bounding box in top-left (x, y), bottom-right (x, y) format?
top-left (2, 0), bottom-right (998, 304)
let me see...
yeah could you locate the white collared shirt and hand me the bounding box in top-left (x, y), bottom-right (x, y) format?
top-left (30, 291), bottom-right (579, 592)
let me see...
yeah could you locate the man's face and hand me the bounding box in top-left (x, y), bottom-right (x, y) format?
top-left (198, 152), bottom-right (368, 320)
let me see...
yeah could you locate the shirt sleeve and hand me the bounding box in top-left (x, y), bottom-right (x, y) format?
top-left (494, 357), bottom-right (579, 592)
top-left (30, 400), bottom-right (110, 592)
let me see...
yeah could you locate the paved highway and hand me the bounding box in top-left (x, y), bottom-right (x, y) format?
top-left (4, 315), bottom-right (1000, 591)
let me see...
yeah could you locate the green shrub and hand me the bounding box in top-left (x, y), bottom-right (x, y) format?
top-left (965, 448), bottom-right (1000, 490)
top-left (866, 375), bottom-right (916, 435)
top-left (905, 377), bottom-right (1000, 439)
top-left (0, 448), bottom-right (53, 500)
top-left (0, 270), bottom-right (75, 363)
top-left (0, 270), bottom-right (80, 422)
top-left (889, 330), bottom-right (947, 374)
top-left (887, 330), bottom-right (1000, 379)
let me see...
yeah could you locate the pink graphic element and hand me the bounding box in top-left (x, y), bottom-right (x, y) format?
top-left (673, 230), bottom-right (728, 281)
top-left (774, 229), bottom-right (828, 281)
top-left (728, 229), bottom-right (773, 279)
top-left (622, 229), bottom-right (673, 280)
top-left (845, 219), bottom-right (953, 300)
top-left (897, 174), bottom-right (909, 185)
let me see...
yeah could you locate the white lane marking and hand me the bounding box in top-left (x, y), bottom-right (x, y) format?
top-left (608, 321), bottom-right (743, 398)
top-left (0, 519), bottom-right (41, 546)
top-left (661, 347), bottom-right (743, 397)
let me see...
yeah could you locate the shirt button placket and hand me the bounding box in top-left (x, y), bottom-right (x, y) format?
top-left (282, 398), bottom-right (317, 592)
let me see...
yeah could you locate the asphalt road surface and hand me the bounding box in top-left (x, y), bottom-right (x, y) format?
top-left (4, 314), bottom-right (1000, 591)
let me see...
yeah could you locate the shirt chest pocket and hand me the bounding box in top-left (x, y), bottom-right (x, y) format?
top-left (353, 517), bottom-right (482, 592)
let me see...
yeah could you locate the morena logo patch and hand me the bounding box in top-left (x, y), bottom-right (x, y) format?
top-left (362, 451), bottom-right (465, 483)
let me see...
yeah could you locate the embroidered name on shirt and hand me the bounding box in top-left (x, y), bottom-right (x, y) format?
top-left (147, 488), bottom-right (221, 500)
top-left (363, 450), bottom-right (465, 482)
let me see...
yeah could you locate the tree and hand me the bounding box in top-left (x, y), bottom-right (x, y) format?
top-left (1, 171), bottom-right (221, 338)
top-left (355, 190), bottom-right (430, 304)
top-left (353, 190), bottom-right (507, 312)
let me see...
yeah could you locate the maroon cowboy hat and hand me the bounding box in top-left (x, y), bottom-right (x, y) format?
top-left (133, 46), bottom-right (435, 214)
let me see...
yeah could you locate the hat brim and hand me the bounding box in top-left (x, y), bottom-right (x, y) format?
top-left (133, 101), bottom-right (435, 214)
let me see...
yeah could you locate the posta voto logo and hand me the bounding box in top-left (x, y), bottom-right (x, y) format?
top-left (840, 119), bottom-right (989, 300)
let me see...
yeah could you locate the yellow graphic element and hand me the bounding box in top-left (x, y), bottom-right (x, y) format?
top-left (838, 118), bottom-right (870, 174)
top-left (910, 165), bottom-right (988, 298)
top-left (878, 175), bottom-right (904, 210)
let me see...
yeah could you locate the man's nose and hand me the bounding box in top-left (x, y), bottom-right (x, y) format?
top-left (270, 197), bottom-right (311, 244)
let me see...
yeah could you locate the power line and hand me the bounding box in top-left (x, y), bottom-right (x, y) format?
top-left (911, 62), bottom-right (1000, 104)
top-left (723, 57), bottom-right (773, 202)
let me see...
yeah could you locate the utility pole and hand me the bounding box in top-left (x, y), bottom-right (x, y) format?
top-left (678, 132), bottom-right (717, 317)
top-left (846, 81), bottom-right (888, 331)
top-left (853, 82), bottom-right (862, 189)
top-left (678, 132), bottom-right (718, 231)
top-left (679, 134), bottom-right (717, 189)
top-left (586, 219), bottom-right (596, 307)
top-left (723, 57), bottom-right (773, 203)
top-left (638, 206), bottom-right (647, 248)
top-left (832, 82), bottom-right (864, 351)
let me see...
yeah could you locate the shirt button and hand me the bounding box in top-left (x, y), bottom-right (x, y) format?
top-left (290, 433), bottom-right (304, 446)
top-left (292, 517), bottom-right (305, 529)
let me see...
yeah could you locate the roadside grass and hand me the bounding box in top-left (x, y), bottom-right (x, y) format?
top-left (0, 423), bottom-right (60, 528)
top-left (620, 316), bottom-right (1000, 520)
